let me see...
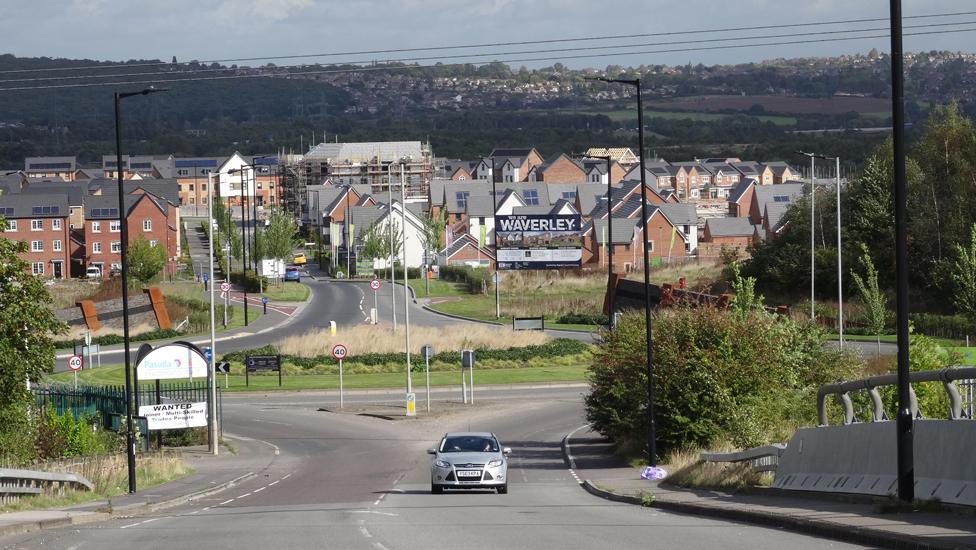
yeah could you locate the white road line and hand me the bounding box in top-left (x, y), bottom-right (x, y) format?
top-left (269, 480), bottom-right (280, 486)
top-left (202, 507), bottom-right (211, 511)
top-left (253, 487), bottom-right (266, 493)
top-left (282, 473), bottom-right (292, 480)
top-left (564, 423), bottom-right (590, 471)
top-left (189, 510), bottom-right (200, 515)
top-left (120, 522), bottom-right (141, 529)
top-left (359, 526), bottom-right (373, 538)
top-left (373, 542), bottom-right (391, 550)
top-left (219, 499), bottom-right (235, 505)
top-left (239, 492), bottom-right (252, 498)
top-left (373, 498), bottom-right (382, 506)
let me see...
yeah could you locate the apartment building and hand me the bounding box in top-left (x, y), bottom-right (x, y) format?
top-left (0, 193), bottom-right (71, 278)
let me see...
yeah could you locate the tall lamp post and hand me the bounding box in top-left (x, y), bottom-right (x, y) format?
top-left (205, 172), bottom-right (218, 455)
top-left (587, 76), bottom-right (655, 465)
top-left (890, 0), bottom-right (914, 502)
top-left (399, 159), bottom-right (413, 396)
top-left (797, 151), bottom-right (819, 321)
top-left (489, 157), bottom-right (500, 319)
top-left (115, 86), bottom-right (167, 493)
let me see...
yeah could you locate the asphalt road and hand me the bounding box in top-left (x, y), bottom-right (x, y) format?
top-left (1, 388), bottom-right (868, 550)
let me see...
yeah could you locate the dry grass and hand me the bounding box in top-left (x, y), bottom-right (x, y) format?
top-left (664, 448), bottom-right (772, 491)
top-left (623, 259), bottom-right (725, 291)
top-left (276, 324), bottom-right (550, 357)
top-left (64, 322), bottom-right (159, 341)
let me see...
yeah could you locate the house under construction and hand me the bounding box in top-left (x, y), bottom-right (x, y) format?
top-left (280, 140), bottom-right (433, 219)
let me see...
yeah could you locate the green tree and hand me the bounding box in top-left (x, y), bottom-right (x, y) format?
top-left (948, 223), bottom-right (976, 319)
top-left (262, 210), bottom-right (298, 261)
top-left (360, 220), bottom-right (401, 262)
top-left (0, 218), bottom-right (68, 410)
top-left (729, 262), bottom-right (764, 318)
top-left (850, 245), bottom-right (888, 355)
top-left (127, 236), bottom-right (167, 283)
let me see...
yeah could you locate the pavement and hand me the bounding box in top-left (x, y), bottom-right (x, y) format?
top-left (0, 435), bottom-right (277, 539)
top-left (564, 424), bottom-right (976, 550)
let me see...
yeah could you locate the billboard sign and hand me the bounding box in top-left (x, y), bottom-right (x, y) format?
top-left (139, 402), bottom-right (208, 430)
top-left (135, 342), bottom-right (209, 380)
top-left (495, 214), bottom-right (582, 270)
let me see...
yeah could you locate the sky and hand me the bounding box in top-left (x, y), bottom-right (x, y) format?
top-left (1, 0), bottom-right (975, 70)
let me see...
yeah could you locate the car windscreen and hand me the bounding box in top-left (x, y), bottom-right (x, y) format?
top-left (440, 436), bottom-right (498, 453)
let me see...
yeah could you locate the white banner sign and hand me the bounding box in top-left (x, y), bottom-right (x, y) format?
top-left (139, 402), bottom-right (208, 430)
top-left (136, 344), bottom-right (209, 380)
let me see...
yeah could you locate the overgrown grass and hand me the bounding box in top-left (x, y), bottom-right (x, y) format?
top-left (664, 448), bottom-right (772, 491)
top-left (0, 452), bottom-right (190, 512)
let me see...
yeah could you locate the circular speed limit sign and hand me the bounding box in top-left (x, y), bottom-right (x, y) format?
top-left (220, 282), bottom-right (230, 292)
top-left (331, 344), bottom-right (348, 360)
top-left (369, 279), bottom-right (381, 291)
top-left (67, 355), bottom-right (83, 371)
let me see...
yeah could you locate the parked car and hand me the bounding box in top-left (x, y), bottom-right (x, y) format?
top-left (85, 266), bottom-right (101, 279)
top-left (428, 432), bottom-right (511, 494)
top-left (293, 253), bottom-right (307, 266)
top-left (284, 267), bottom-right (301, 282)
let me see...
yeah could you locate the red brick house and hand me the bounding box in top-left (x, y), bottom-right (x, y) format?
top-left (83, 193), bottom-right (179, 277)
top-left (0, 193), bottom-right (71, 278)
top-left (528, 153), bottom-right (586, 183)
top-left (438, 233), bottom-right (494, 268)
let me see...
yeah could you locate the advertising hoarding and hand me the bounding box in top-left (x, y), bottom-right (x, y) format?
top-left (139, 402), bottom-right (208, 430)
top-left (135, 343), bottom-right (209, 380)
top-left (495, 214), bottom-right (582, 270)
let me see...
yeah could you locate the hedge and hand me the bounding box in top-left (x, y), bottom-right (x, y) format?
top-left (221, 338), bottom-right (588, 372)
top-left (55, 328), bottom-right (183, 349)
top-left (230, 270), bottom-right (266, 293)
top-left (909, 312), bottom-right (976, 341)
top-left (438, 265), bottom-right (492, 294)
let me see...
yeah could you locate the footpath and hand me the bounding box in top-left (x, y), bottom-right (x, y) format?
top-left (0, 435), bottom-right (276, 538)
top-left (565, 425), bottom-right (976, 549)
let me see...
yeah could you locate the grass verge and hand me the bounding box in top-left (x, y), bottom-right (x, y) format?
top-left (0, 452), bottom-right (190, 512)
top-left (261, 282), bottom-right (310, 302)
top-left (48, 363), bottom-right (589, 392)
top-left (663, 449), bottom-right (772, 491)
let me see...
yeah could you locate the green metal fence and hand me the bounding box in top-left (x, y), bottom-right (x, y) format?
top-left (34, 381), bottom-right (214, 421)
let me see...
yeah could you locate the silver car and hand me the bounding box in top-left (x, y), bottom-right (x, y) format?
top-left (428, 432), bottom-right (511, 494)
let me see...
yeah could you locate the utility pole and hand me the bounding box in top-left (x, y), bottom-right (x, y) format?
top-left (836, 156), bottom-right (843, 348)
top-left (401, 161), bottom-right (412, 394)
top-left (490, 157), bottom-right (500, 318)
top-left (388, 171), bottom-right (397, 331)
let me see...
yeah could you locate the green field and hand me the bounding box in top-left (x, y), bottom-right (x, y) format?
top-left (47, 363), bottom-right (589, 392)
top-left (261, 282), bottom-right (310, 302)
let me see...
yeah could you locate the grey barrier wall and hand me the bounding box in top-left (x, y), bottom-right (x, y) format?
top-left (773, 420), bottom-right (976, 506)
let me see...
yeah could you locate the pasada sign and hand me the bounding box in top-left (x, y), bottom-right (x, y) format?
top-left (139, 402), bottom-right (208, 430)
top-left (136, 343), bottom-right (209, 380)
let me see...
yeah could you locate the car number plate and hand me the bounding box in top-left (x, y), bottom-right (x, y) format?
top-left (456, 470), bottom-right (481, 478)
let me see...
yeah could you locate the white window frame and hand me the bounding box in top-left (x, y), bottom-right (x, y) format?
top-left (53, 239), bottom-right (62, 252)
top-left (31, 240), bottom-right (43, 252)
top-left (52, 218), bottom-right (62, 230)
top-left (31, 219), bottom-right (43, 231)
top-left (149, 239), bottom-right (158, 247)
top-left (143, 219), bottom-right (152, 232)
top-left (110, 241), bottom-right (122, 253)
top-left (32, 262), bottom-right (44, 275)
top-left (92, 241), bottom-right (102, 254)
top-left (91, 221), bottom-right (101, 233)
top-left (110, 220), bottom-right (121, 232)
top-left (6, 219), bottom-right (16, 231)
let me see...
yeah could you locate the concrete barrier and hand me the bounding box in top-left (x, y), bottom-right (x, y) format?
top-left (773, 420), bottom-right (976, 506)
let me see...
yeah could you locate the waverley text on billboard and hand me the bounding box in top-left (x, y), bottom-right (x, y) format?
top-left (495, 214), bottom-right (582, 270)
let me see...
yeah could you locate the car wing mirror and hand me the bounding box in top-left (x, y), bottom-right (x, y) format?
top-left (426, 448), bottom-right (437, 455)
top-left (502, 447), bottom-right (512, 455)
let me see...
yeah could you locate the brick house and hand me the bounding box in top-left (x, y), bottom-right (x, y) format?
top-left (528, 153), bottom-right (586, 183)
top-left (728, 178), bottom-right (757, 217)
top-left (437, 233), bottom-right (494, 268)
top-left (582, 206), bottom-right (686, 272)
top-left (173, 157), bottom-right (222, 211)
top-left (764, 161), bottom-right (798, 184)
top-left (700, 217), bottom-right (756, 257)
top-left (24, 156), bottom-right (77, 181)
top-left (0, 193), bottom-right (71, 278)
top-left (83, 193), bottom-right (179, 277)
top-left (488, 148), bottom-right (544, 182)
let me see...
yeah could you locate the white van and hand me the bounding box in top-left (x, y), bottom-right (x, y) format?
top-left (86, 266), bottom-right (101, 279)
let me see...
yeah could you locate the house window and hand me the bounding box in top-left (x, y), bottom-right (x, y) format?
top-left (53, 239), bottom-right (62, 252)
top-left (701, 176), bottom-right (710, 184)
top-left (189, 198), bottom-right (195, 205)
top-left (6, 219), bottom-right (16, 231)
top-left (177, 169), bottom-right (189, 176)
top-left (110, 220), bottom-right (121, 232)
top-left (455, 191), bottom-right (469, 209)
top-left (458, 175), bottom-right (466, 181)
top-left (455, 213), bottom-right (462, 221)
top-left (201, 169), bottom-right (211, 175)
top-left (523, 190), bottom-right (539, 205)
top-left (678, 175), bottom-right (685, 183)
top-left (31, 219), bottom-right (43, 231)
top-left (52, 219), bottom-right (62, 230)
top-left (111, 241), bottom-right (122, 253)
top-left (150, 240), bottom-right (158, 247)
top-left (731, 175), bottom-right (739, 182)
top-left (561, 191), bottom-right (576, 200)
top-left (773, 195), bottom-right (790, 202)
top-left (32, 262), bottom-right (44, 275)
top-left (111, 262), bottom-right (121, 270)
top-left (92, 221), bottom-right (101, 232)
top-left (202, 184), bottom-right (207, 191)
top-left (188, 184), bottom-right (194, 191)
top-left (624, 243), bottom-right (631, 251)
top-left (143, 219), bottom-right (152, 231)
top-left (478, 217), bottom-right (485, 225)
top-left (92, 242), bottom-right (102, 254)
top-left (649, 240), bottom-right (655, 252)
top-left (31, 240), bottom-right (43, 252)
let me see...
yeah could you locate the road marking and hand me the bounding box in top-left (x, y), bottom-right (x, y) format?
top-left (373, 542), bottom-right (391, 550)
top-left (239, 492), bottom-right (252, 498)
top-left (564, 423), bottom-right (590, 484)
top-left (349, 510), bottom-right (399, 516)
top-left (252, 418), bottom-right (290, 426)
top-left (189, 510), bottom-right (200, 515)
top-left (120, 518), bottom-right (160, 529)
top-left (359, 526), bottom-right (373, 538)
top-left (282, 473), bottom-right (292, 480)
top-left (218, 499), bottom-right (235, 505)
top-left (202, 507), bottom-right (211, 511)
top-left (373, 498), bottom-right (382, 506)
top-left (253, 486), bottom-right (266, 493)
top-left (269, 480), bottom-right (280, 486)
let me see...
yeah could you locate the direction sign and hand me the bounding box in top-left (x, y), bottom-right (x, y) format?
top-left (67, 355), bottom-right (83, 371)
top-left (331, 344), bottom-right (348, 360)
top-left (203, 347), bottom-right (213, 363)
top-left (370, 279), bottom-right (381, 291)
top-left (220, 282), bottom-right (230, 292)
top-left (420, 345), bottom-right (435, 360)
top-left (261, 296), bottom-right (269, 304)
top-left (203, 273), bottom-right (209, 282)
top-left (215, 362), bottom-right (230, 374)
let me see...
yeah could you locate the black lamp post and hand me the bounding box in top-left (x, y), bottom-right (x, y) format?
top-left (115, 86), bottom-right (167, 494)
top-left (587, 76), bottom-right (655, 465)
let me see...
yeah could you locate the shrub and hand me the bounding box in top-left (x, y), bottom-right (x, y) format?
top-left (909, 312), bottom-right (976, 341)
top-left (585, 307), bottom-right (859, 459)
top-left (54, 328), bottom-right (184, 349)
top-left (556, 312), bottom-right (608, 326)
top-left (439, 265), bottom-right (492, 294)
top-left (230, 269), bottom-right (266, 293)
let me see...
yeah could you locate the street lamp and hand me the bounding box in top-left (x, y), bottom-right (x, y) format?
top-left (587, 75), bottom-right (655, 465)
top-left (227, 167), bottom-right (250, 326)
top-left (115, 86), bottom-right (167, 494)
top-left (205, 171), bottom-right (219, 455)
top-left (399, 159), bottom-right (413, 397)
top-left (488, 157), bottom-right (500, 319)
top-left (797, 151), bottom-right (818, 321)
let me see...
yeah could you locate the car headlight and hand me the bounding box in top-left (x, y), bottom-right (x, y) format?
top-left (434, 459), bottom-right (451, 469)
top-left (487, 459), bottom-right (503, 468)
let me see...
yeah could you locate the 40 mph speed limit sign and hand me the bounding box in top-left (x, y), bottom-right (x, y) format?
top-left (67, 355), bottom-right (83, 371)
top-left (331, 344), bottom-right (348, 360)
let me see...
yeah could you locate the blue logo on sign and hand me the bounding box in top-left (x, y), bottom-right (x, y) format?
top-left (203, 347), bottom-right (213, 362)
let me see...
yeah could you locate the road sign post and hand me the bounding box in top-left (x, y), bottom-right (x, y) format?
top-left (221, 282), bottom-right (230, 327)
top-left (370, 279), bottom-right (381, 324)
top-left (68, 354), bottom-right (83, 389)
top-left (421, 345), bottom-right (434, 413)
top-left (332, 344), bottom-right (348, 408)
top-left (262, 296), bottom-right (269, 314)
top-left (406, 392), bottom-right (416, 417)
top-left (461, 350), bottom-right (475, 405)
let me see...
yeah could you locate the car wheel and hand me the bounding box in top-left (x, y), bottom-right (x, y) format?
top-left (431, 484), bottom-right (443, 494)
top-left (497, 484), bottom-right (508, 494)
